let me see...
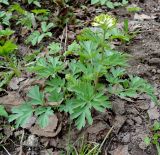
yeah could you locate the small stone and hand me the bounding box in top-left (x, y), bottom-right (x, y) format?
top-left (157, 69), bottom-right (160, 74)
top-left (133, 116), bottom-right (142, 125)
top-left (112, 98), bottom-right (125, 115)
top-left (113, 115), bottom-right (127, 133)
top-left (152, 69), bottom-right (156, 73)
top-left (126, 119), bottom-right (134, 126)
top-left (147, 106), bottom-right (160, 120)
top-left (122, 133), bottom-right (131, 143)
top-left (139, 141), bottom-right (147, 150)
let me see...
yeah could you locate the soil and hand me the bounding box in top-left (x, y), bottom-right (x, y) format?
top-left (0, 0), bottom-right (160, 155)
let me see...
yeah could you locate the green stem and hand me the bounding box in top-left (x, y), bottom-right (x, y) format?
top-left (101, 29), bottom-right (106, 61)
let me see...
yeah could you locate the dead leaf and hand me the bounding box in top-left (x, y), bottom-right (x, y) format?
top-left (30, 115), bottom-right (62, 137)
top-left (110, 145), bottom-right (130, 155)
top-left (87, 122), bottom-right (109, 134)
top-left (9, 77), bottom-right (25, 90)
top-left (0, 92), bottom-right (23, 111)
top-left (22, 116), bottom-right (37, 129)
top-left (113, 115), bottom-right (126, 133)
top-left (147, 106), bottom-right (160, 120)
top-left (134, 13), bottom-right (156, 21)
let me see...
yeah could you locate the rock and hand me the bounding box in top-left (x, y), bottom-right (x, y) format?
top-left (147, 106), bottom-right (160, 120)
top-left (109, 145), bottom-right (131, 155)
top-left (87, 121), bottom-right (109, 134)
top-left (136, 100), bottom-right (149, 110)
top-left (139, 141), bottom-right (147, 150)
top-left (113, 115), bottom-right (127, 133)
top-left (112, 98), bottom-right (125, 115)
top-left (149, 58), bottom-right (160, 67)
top-left (126, 107), bottom-right (139, 115)
top-left (122, 133), bottom-right (131, 143)
top-left (133, 116), bottom-right (142, 125)
top-left (23, 135), bottom-right (39, 147)
top-left (126, 119), bottom-right (134, 126)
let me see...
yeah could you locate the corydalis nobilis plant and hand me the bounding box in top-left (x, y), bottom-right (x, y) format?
top-left (9, 14), bottom-right (158, 130)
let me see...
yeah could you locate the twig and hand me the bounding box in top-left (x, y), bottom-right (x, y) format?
top-left (60, 27), bottom-right (66, 53)
top-left (18, 130), bottom-right (25, 155)
top-left (64, 23), bottom-right (68, 52)
top-left (96, 126), bottom-right (114, 155)
top-left (2, 145), bottom-right (11, 155)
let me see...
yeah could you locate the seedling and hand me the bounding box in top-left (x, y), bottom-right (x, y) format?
top-left (26, 22), bottom-right (54, 46)
top-left (0, 11), bottom-right (12, 26)
top-left (144, 121), bottom-right (160, 155)
top-left (0, 29), bottom-right (20, 90)
top-left (127, 5), bottom-right (142, 13)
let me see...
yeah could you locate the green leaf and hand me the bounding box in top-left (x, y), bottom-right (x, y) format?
top-left (91, 0), bottom-right (99, 4)
top-left (106, 1), bottom-right (114, 9)
top-left (0, 105), bottom-right (8, 117)
top-left (35, 107), bottom-right (53, 128)
top-left (27, 85), bottom-right (44, 105)
top-left (0, 40), bottom-right (17, 56)
top-left (9, 104), bottom-right (33, 128)
top-left (0, 29), bottom-right (14, 37)
top-left (153, 121), bottom-right (160, 131)
top-left (48, 91), bottom-right (63, 103)
top-left (48, 42), bottom-right (61, 54)
top-left (144, 137), bottom-right (151, 146)
top-left (45, 76), bottom-right (65, 93)
top-left (0, 0), bottom-right (9, 5)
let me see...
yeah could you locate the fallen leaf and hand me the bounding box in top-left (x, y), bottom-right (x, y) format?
top-left (22, 116), bottom-right (37, 129)
top-left (0, 92), bottom-right (23, 111)
top-left (9, 77), bottom-right (25, 90)
top-left (30, 115), bottom-right (62, 137)
top-left (134, 13), bottom-right (156, 21)
top-left (87, 121), bottom-right (109, 134)
top-left (110, 145), bottom-right (130, 155)
top-left (147, 106), bottom-right (160, 120)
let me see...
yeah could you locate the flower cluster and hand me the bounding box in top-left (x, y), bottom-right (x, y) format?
top-left (92, 14), bottom-right (116, 30)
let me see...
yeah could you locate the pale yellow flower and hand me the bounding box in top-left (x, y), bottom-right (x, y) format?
top-left (92, 14), bottom-right (116, 29)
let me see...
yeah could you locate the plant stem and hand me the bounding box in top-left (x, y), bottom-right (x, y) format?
top-left (101, 29), bottom-right (106, 61)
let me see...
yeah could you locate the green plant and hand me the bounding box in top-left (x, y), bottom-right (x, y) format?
top-left (91, 0), bottom-right (128, 9)
top-left (27, 0), bottom-right (41, 7)
top-left (10, 14), bottom-right (158, 130)
top-left (144, 121), bottom-right (160, 155)
top-left (0, 105), bottom-right (8, 117)
top-left (0, 29), bottom-right (20, 90)
top-left (0, 11), bottom-right (12, 26)
top-left (127, 5), bottom-right (142, 13)
top-left (26, 22), bottom-right (54, 46)
top-left (0, 0), bottom-right (9, 5)
top-left (16, 11), bottom-right (37, 29)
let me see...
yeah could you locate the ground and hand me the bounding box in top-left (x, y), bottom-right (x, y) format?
top-left (0, 0), bottom-right (160, 154)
